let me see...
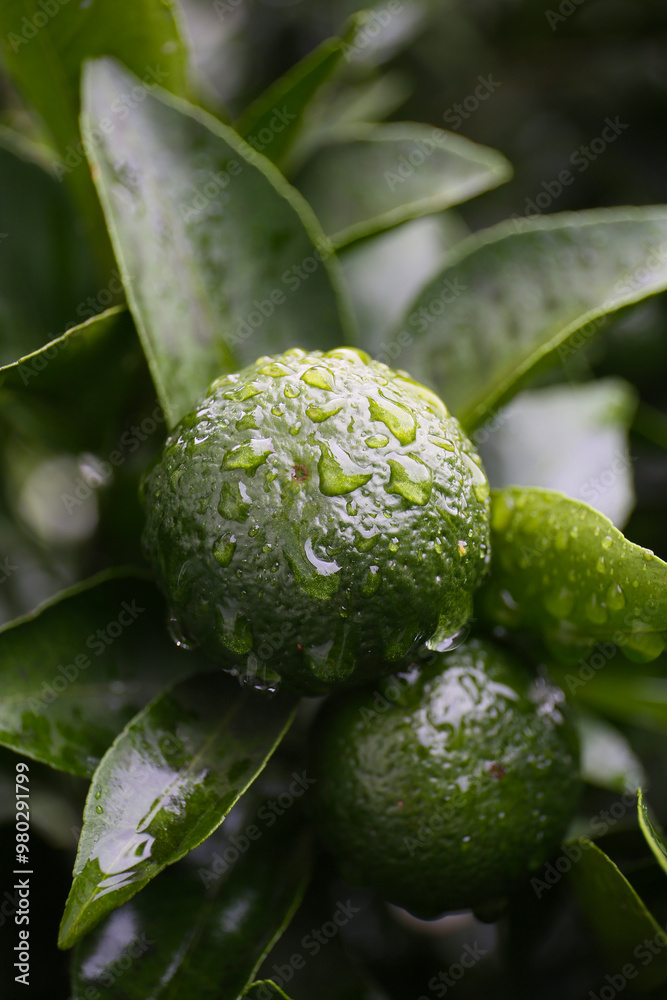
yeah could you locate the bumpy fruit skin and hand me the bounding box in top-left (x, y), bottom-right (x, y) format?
top-left (309, 638), bottom-right (581, 916)
top-left (141, 347), bottom-right (490, 694)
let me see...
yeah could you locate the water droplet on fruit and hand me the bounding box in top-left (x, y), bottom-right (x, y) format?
top-left (461, 452), bottom-right (487, 489)
top-left (369, 393), bottom-right (416, 445)
top-left (241, 663), bottom-right (282, 695)
top-left (218, 481), bottom-right (251, 522)
top-left (361, 565), bottom-right (381, 596)
top-left (306, 402), bottom-right (344, 422)
top-left (167, 612), bottom-right (198, 650)
top-left (224, 381), bottom-right (262, 401)
top-left (318, 442), bottom-right (372, 496)
top-left (213, 534), bottom-right (236, 567)
top-left (222, 439), bottom-right (272, 474)
top-left (301, 366), bottom-right (335, 391)
top-left (236, 413), bottom-right (257, 430)
top-left (385, 455), bottom-right (432, 505)
top-left (259, 362), bottom-right (289, 377)
top-left (425, 622), bottom-right (470, 653)
top-left (544, 586), bottom-right (574, 618)
top-left (601, 535), bottom-right (613, 550)
top-left (585, 593), bottom-right (608, 624)
top-left (607, 582), bottom-right (625, 610)
top-left (284, 383), bottom-right (300, 398)
top-left (355, 531), bottom-right (380, 552)
top-left (304, 536), bottom-right (341, 577)
top-left (366, 434), bottom-right (389, 448)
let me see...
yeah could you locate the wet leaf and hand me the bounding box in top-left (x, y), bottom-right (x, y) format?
top-left (567, 838), bottom-right (667, 990)
top-left (0, 571), bottom-right (204, 777)
top-left (0, 133), bottom-right (102, 364)
top-left (395, 208), bottom-right (667, 430)
top-left (82, 58), bottom-right (353, 427)
top-left (236, 15), bottom-right (361, 168)
top-left (296, 122), bottom-right (510, 248)
top-left (550, 664), bottom-right (667, 735)
top-left (0, 0), bottom-right (188, 265)
top-left (577, 713), bottom-right (645, 793)
top-left (0, 306), bottom-right (149, 452)
top-left (58, 673), bottom-right (297, 948)
top-left (638, 789), bottom-right (667, 876)
top-left (70, 788), bottom-right (311, 999)
top-left (479, 487), bottom-right (667, 663)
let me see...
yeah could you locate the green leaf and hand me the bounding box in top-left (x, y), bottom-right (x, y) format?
top-left (638, 788), bottom-right (667, 877)
top-left (235, 15), bottom-right (361, 168)
top-left (0, 306), bottom-right (149, 452)
top-left (246, 983), bottom-right (294, 1000)
top-left (478, 379), bottom-right (637, 528)
top-left (395, 208), bottom-right (667, 430)
top-left (0, 134), bottom-right (102, 364)
top-left (58, 673), bottom-right (297, 949)
top-left (287, 71), bottom-right (413, 175)
top-left (551, 664), bottom-right (667, 735)
top-left (0, 571), bottom-right (204, 777)
top-left (295, 122), bottom-right (511, 248)
top-left (567, 838), bottom-right (667, 990)
top-left (82, 58), bottom-right (353, 428)
top-left (70, 788), bottom-right (311, 999)
top-left (479, 487), bottom-right (667, 663)
top-left (577, 712), bottom-right (645, 793)
top-left (0, 0), bottom-right (188, 265)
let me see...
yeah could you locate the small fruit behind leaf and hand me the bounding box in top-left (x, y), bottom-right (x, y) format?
top-left (141, 347), bottom-right (490, 694)
top-left (309, 637), bottom-right (581, 916)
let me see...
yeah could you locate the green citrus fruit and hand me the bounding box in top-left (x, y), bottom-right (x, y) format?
top-left (309, 637), bottom-right (581, 916)
top-left (141, 347), bottom-right (490, 694)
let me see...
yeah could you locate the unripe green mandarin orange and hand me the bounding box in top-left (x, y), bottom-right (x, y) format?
top-left (309, 638), bottom-right (581, 916)
top-left (141, 348), bottom-right (490, 694)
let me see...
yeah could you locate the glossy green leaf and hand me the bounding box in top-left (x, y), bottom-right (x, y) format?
top-left (0, 306), bottom-right (150, 452)
top-left (246, 983), bottom-right (294, 1000)
top-left (235, 15), bottom-right (361, 168)
top-left (551, 664), bottom-right (667, 734)
top-left (58, 673), bottom-right (297, 949)
top-left (638, 789), bottom-right (667, 877)
top-left (577, 713), bottom-right (645, 793)
top-left (0, 0), bottom-right (188, 265)
top-left (567, 838), bottom-right (667, 990)
top-left (287, 71), bottom-right (413, 175)
top-left (0, 134), bottom-right (102, 364)
top-left (82, 58), bottom-right (353, 428)
top-left (395, 208), bottom-right (667, 430)
top-left (479, 487), bottom-right (667, 663)
top-left (70, 789), bottom-right (311, 999)
top-left (478, 379), bottom-right (637, 528)
top-left (0, 571), bottom-right (204, 777)
top-left (295, 122), bottom-right (511, 248)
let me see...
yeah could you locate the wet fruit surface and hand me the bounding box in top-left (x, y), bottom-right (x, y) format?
top-left (309, 638), bottom-right (581, 916)
top-left (141, 347), bottom-right (490, 694)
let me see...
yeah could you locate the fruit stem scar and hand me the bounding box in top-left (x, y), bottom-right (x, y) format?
top-left (292, 463), bottom-right (309, 482)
